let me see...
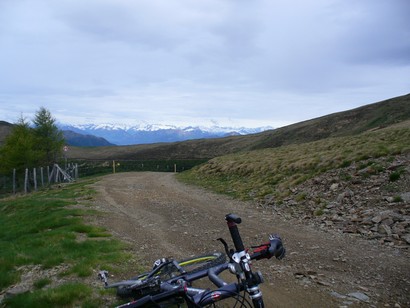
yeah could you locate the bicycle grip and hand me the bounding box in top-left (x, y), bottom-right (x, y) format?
top-left (225, 213), bottom-right (242, 224)
top-left (270, 236), bottom-right (286, 260)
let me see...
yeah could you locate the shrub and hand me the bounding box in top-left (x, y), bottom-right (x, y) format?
top-left (389, 171), bottom-right (401, 182)
top-left (393, 196), bottom-right (403, 203)
top-left (314, 208), bottom-right (325, 216)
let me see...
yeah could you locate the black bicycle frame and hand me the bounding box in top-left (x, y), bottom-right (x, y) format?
top-left (117, 267), bottom-right (245, 307)
top-left (115, 214), bottom-right (270, 308)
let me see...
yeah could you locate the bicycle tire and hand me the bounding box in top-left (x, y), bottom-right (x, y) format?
top-left (178, 252), bottom-right (226, 273)
top-left (128, 251), bottom-right (226, 280)
top-left (178, 252), bottom-right (226, 274)
top-left (116, 285), bottom-right (136, 298)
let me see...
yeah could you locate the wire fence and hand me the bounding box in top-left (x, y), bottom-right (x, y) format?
top-left (0, 158), bottom-right (207, 196)
top-left (0, 163), bottom-right (78, 196)
top-left (73, 158), bottom-right (208, 177)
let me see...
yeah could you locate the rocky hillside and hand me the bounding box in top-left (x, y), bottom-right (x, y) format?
top-left (178, 120), bottom-right (410, 248)
top-left (261, 154), bottom-right (410, 248)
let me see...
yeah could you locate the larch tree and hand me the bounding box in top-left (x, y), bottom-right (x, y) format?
top-left (0, 108), bottom-right (65, 174)
top-left (32, 107), bottom-right (65, 165)
top-left (0, 116), bottom-right (41, 173)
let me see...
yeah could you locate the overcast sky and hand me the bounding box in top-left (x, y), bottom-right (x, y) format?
top-left (1, 0), bottom-right (409, 128)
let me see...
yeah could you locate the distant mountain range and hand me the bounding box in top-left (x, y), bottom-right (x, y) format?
top-left (58, 123), bottom-right (274, 146)
top-left (62, 130), bottom-right (115, 147)
top-left (1, 93), bottom-right (409, 150)
top-left (0, 121), bottom-right (273, 147)
top-left (64, 93), bottom-right (410, 160)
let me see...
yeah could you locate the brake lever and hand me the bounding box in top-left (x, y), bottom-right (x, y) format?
top-left (217, 237), bottom-right (234, 260)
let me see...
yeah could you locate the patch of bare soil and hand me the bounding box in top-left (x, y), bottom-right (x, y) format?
top-left (90, 172), bottom-right (409, 307)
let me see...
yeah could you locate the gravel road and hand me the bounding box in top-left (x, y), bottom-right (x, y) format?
top-left (91, 172), bottom-right (409, 307)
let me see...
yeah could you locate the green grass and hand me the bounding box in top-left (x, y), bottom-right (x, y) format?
top-left (0, 179), bottom-right (136, 307)
top-left (33, 278), bottom-right (51, 289)
top-left (178, 125), bottom-right (410, 202)
top-left (2, 283), bottom-right (93, 308)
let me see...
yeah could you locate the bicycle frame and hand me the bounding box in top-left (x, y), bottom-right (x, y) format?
top-left (116, 261), bottom-right (255, 307)
top-left (104, 213), bottom-right (285, 308)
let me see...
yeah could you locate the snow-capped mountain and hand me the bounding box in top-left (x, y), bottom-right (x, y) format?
top-left (58, 123), bottom-right (273, 146)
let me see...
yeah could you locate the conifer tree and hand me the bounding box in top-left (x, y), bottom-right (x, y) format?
top-left (32, 107), bottom-right (65, 165)
top-left (0, 116), bottom-right (41, 173)
top-left (0, 108), bottom-right (65, 173)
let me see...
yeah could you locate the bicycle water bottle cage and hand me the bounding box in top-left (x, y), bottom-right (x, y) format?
top-left (225, 213), bottom-right (242, 224)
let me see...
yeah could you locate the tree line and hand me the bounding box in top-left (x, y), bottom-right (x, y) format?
top-left (0, 107), bottom-right (65, 175)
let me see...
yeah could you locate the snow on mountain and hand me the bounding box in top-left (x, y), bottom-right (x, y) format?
top-left (58, 122), bottom-right (274, 146)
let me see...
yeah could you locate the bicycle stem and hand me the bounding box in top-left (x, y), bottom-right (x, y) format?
top-left (225, 214), bottom-right (264, 307)
top-left (225, 213), bottom-right (245, 252)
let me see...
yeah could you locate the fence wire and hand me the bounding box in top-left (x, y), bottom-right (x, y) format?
top-left (0, 159), bottom-right (207, 196)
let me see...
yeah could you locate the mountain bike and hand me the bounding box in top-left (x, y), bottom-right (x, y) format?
top-left (99, 213), bottom-right (286, 307)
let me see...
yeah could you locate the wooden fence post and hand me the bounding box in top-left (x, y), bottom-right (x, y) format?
top-left (13, 169), bottom-right (16, 194)
top-left (112, 160), bottom-right (116, 174)
top-left (55, 164), bottom-right (60, 182)
top-left (33, 168), bottom-right (37, 191)
top-left (40, 167), bottom-right (44, 187)
top-left (24, 168), bottom-right (29, 194)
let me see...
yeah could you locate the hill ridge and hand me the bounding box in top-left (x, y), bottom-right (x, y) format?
top-left (1, 93), bottom-right (409, 156)
top-left (65, 93), bottom-right (410, 160)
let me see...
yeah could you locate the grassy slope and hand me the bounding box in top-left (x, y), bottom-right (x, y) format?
top-left (250, 93), bottom-right (410, 150)
top-left (177, 121), bottom-right (410, 201)
top-left (0, 180), bottom-right (139, 307)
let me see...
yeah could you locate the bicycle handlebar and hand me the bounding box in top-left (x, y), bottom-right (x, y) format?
top-left (208, 263), bottom-right (229, 287)
top-left (250, 234), bottom-right (286, 261)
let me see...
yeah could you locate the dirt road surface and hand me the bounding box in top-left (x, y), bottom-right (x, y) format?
top-left (91, 172), bottom-right (409, 307)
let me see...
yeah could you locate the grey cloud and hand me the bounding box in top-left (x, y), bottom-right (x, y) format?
top-left (1, 0), bottom-right (409, 128)
top-left (333, 0), bottom-right (410, 66)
